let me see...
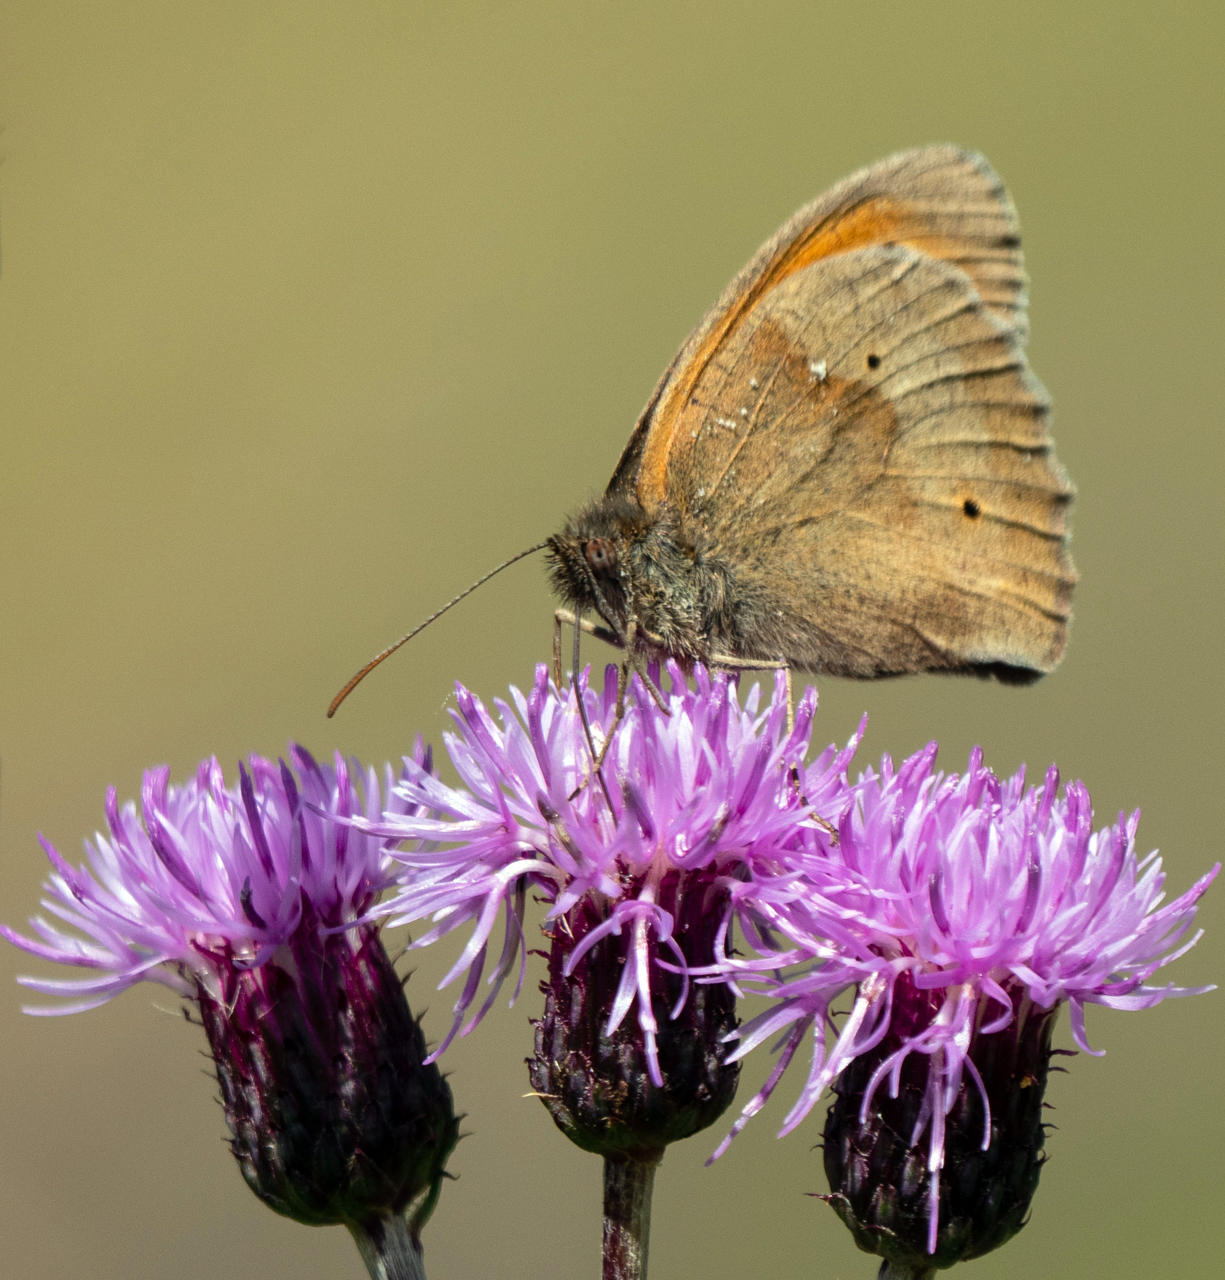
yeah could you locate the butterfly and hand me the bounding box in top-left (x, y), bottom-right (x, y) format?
top-left (328, 146), bottom-right (1076, 722)
top-left (546, 144), bottom-right (1076, 695)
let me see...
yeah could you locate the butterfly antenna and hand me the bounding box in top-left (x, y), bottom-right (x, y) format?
top-left (327, 541), bottom-right (550, 717)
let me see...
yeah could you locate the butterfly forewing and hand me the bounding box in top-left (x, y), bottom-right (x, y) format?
top-left (615, 146), bottom-right (1075, 677)
top-left (615, 145), bottom-right (1035, 508)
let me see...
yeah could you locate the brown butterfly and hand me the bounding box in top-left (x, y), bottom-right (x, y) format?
top-left (328, 146), bottom-right (1075, 720)
top-left (546, 144), bottom-right (1076, 695)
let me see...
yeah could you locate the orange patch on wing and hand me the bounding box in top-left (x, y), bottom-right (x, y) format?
top-left (782, 199), bottom-right (908, 273)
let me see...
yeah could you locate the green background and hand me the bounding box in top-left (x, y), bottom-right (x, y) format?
top-left (1, 4), bottom-right (1221, 1278)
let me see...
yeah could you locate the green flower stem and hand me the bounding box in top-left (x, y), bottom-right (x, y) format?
top-left (348, 1214), bottom-right (427, 1280)
top-left (603, 1152), bottom-right (662, 1280)
top-left (878, 1262), bottom-right (936, 1280)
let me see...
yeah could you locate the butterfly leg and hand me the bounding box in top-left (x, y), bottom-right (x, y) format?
top-left (629, 656), bottom-right (670, 713)
top-left (619, 619), bottom-right (670, 714)
top-left (564, 617), bottom-right (673, 801)
top-left (583, 618), bottom-right (666, 783)
top-left (566, 610), bottom-right (614, 811)
top-left (605, 617), bottom-right (669, 713)
top-left (706, 659), bottom-right (834, 839)
top-left (708, 655), bottom-right (793, 733)
top-left (552, 608), bottom-right (621, 687)
top-left (592, 617), bottom-right (642, 774)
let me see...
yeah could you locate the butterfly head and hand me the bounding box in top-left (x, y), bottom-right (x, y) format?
top-left (547, 494), bottom-right (654, 638)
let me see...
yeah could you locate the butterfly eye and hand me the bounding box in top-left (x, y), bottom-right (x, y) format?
top-left (584, 538), bottom-right (619, 577)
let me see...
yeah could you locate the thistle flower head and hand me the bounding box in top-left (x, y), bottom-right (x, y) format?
top-left (4, 745), bottom-right (458, 1233)
top-left (365, 663), bottom-right (856, 1080)
top-left (720, 744), bottom-right (1219, 1264)
top-left (2, 744), bottom-right (420, 1011)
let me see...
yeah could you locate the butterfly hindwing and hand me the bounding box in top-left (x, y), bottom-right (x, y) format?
top-left (666, 244), bottom-right (1074, 675)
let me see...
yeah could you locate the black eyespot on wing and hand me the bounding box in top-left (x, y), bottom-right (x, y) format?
top-left (963, 499), bottom-right (981, 518)
top-left (866, 353), bottom-right (881, 369)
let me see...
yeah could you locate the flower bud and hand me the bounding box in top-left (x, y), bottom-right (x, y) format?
top-left (529, 873), bottom-right (739, 1161)
top-left (202, 912), bottom-right (458, 1230)
top-left (821, 973), bottom-right (1057, 1271)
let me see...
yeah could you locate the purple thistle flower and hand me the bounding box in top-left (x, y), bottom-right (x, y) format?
top-left (363, 662), bottom-right (857, 1088)
top-left (3, 745), bottom-right (459, 1269)
top-left (4, 746), bottom-right (410, 1011)
top-left (360, 660), bottom-right (859, 1280)
top-left (716, 743), bottom-right (1219, 1270)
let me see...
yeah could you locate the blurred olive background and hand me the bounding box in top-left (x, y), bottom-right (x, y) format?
top-left (1, 3), bottom-right (1221, 1278)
